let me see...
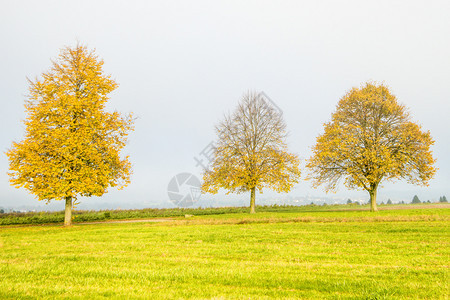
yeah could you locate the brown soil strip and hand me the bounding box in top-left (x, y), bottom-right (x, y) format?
top-left (78, 218), bottom-right (175, 225)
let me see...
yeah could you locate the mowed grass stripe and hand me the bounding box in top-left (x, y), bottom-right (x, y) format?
top-left (0, 209), bottom-right (448, 299)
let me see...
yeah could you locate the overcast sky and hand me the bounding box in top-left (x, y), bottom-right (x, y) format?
top-left (1, 0), bottom-right (449, 210)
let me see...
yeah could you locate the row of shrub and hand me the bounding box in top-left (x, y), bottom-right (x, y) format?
top-left (1, 202), bottom-right (443, 226)
top-left (0, 205), bottom-right (295, 226)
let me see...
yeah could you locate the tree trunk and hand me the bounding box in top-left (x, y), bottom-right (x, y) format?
top-left (369, 184), bottom-right (378, 212)
top-left (249, 187), bottom-right (256, 214)
top-left (64, 196), bottom-right (72, 226)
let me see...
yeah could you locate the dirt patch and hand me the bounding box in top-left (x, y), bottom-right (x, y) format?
top-left (379, 204), bottom-right (450, 210)
top-left (78, 218), bottom-right (175, 225)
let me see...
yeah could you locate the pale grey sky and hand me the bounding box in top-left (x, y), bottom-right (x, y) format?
top-left (1, 0), bottom-right (449, 210)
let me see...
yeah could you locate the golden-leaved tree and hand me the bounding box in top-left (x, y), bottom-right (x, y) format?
top-left (307, 82), bottom-right (436, 211)
top-left (7, 45), bottom-right (134, 225)
top-left (202, 92), bottom-right (301, 213)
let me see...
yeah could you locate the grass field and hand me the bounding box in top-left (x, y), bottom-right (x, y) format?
top-left (1, 206), bottom-right (449, 299)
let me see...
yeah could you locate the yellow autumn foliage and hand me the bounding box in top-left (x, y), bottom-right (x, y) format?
top-left (307, 82), bottom-right (436, 211)
top-left (202, 92), bottom-right (301, 213)
top-left (6, 45), bottom-right (134, 204)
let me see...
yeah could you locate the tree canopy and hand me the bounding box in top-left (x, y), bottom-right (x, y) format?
top-left (202, 92), bottom-right (301, 213)
top-left (411, 195), bottom-right (421, 204)
top-left (307, 82), bottom-right (436, 211)
top-left (7, 44), bottom-right (134, 225)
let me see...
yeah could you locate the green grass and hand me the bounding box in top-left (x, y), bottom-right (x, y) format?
top-left (0, 207), bottom-right (449, 299)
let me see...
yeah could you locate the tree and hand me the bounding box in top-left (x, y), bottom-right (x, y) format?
top-left (411, 195), bottom-right (421, 204)
top-left (7, 44), bottom-right (134, 226)
top-left (347, 199), bottom-right (352, 204)
top-left (440, 196), bottom-right (448, 203)
top-left (387, 199), bottom-right (393, 205)
top-left (202, 92), bottom-right (301, 213)
top-left (307, 82), bottom-right (436, 212)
